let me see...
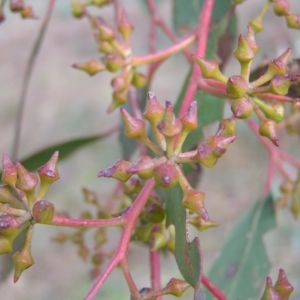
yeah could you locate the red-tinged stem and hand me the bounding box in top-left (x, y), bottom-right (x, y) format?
top-left (85, 179), bottom-right (156, 300)
top-left (120, 259), bottom-right (140, 299)
top-left (259, 93), bottom-right (300, 102)
top-left (178, 0), bottom-right (215, 118)
top-left (201, 275), bottom-right (227, 300)
top-left (50, 216), bottom-right (124, 228)
top-left (198, 78), bottom-right (229, 98)
top-left (133, 35), bottom-right (195, 67)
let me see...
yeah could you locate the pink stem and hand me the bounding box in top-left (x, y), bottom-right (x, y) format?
top-left (259, 93), bottom-right (300, 102)
top-left (120, 259), bottom-right (140, 298)
top-left (84, 179), bottom-right (156, 300)
top-left (201, 275), bottom-right (227, 300)
top-left (178, 0), bottom-right (215, 118)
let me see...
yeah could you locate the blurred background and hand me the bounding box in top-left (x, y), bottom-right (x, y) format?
top-left (0, 0), bottom-right (300, 299)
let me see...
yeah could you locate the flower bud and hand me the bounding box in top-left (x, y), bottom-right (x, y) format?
top-left (143, 92), bottom-right (165, 127)
top-left (10, 0), bottom-right (25, 12)
top-left (189, 216), bottom-right (219, 231)
top-left (134, 224), bottom-right (153, 242)
top-left (273, 0), bottom-right (290, 16)
top-left (253, 98), bottom-right (284, 123)
top-left (270, 74), bottom-right (299, 95)
top-left (267, 48), bottom-right (291, 77)
top-left (231, 97), bottom-right (253, 119)
top-left (274, 269), bottom-right (294, 299)
top-left (111, 76), bottom-right (127, 93)
top-left (0, 185), bottom-right (16, 204)
top-left (132, 71), bottom-right (147, 88)
top-left (0, 214), bottom-right (20, 240)
top-left (2, 154), bottom-right (17, 186)
top-left (285, 14), bottom-right (300, 30)
top-left (217, 118), bottom-right (237, 136)
top-left (104, 55), bottom-right (123, 72)
top-left (71, 1), bottom-right (84, 18)
top-left (246, 26), bottom-right (260, 54)
top-left (20, 6), bottom-right (37, 19)
top-left (94, 18), bottom-right (114, 41)
top-left (192, 55), bottom-right (227, 83)
top-left (72, 59), bottom-right (106, 76)
top-left (157, 101), bottom-right (182, 138)
top-left (195, 144), bottom-right (225, 168)
top-left (108, 89), bottom-right (128, 113)
top-left (207, 135), bottom-right (236, 149)
top-left (0, 235), bottom-right (13, 255)
top-left (37, 151), bottom-right (60, 199)
top-left (124, 178), bottom-right (142, 195)
top-left (259, 119), bottom-right (279, 146)
top-left (15, 162), bottom-right (38, 192)
top-left (120, 108), bottom-right (146, 139)
top-left (118, 9), bottom-right (134, 41)
top-left (98, 41), bottom-right (114, 54)
top-left (249, 15), bottom-right (264, 33)
top-left (260, 277), bottom-right (281, 300)
top-left (151, 232), bottom-right (167, 251)
top-left (145, 203), bottom-right (165, 224)
top-left (180, 101), bottom-right (198, 132)
top-left (226, 75), bottom-right (248, 98)
top-left (153, 162), bottom-right (179, 188)
top-left (233, 34), bottom-right (255, 63)
top-left (182, 189), bottom-right (208, 221)
top-left (13, 243), bottom-right (34, 283)
top-left (127, 155), bottom-right (155, 180)
top-left (32, 200), bottom-right (55, 224)
top-left (161, 278), bottom-right (190, 297)
top-left (91, 252), bottom-right (105, 267)
top-left (98, 159), bottom-right (132, 182)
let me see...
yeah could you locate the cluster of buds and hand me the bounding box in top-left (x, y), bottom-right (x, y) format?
top-left (193, 26), bottom-right (300, 147)
top-left (277, 172), bottom-right (300, 218)
top-left (71, 3), bottom-right (147, 112)
top-left (0, 152), bottom-right (59, 281)
top-left (98, 92), bottom-right (236, 240)
top-left (9, 0), bottom-right (37, 19)
top-left (260, 269), bottom-right (294, 300)
top-left (52, 187), bottom-right (112, 278)
top-left (233, 0), bottom-right (300, 32)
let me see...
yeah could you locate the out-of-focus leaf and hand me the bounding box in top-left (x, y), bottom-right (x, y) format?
top-left (206, 194), bottom-right (276, 300)
top-left (0, 130), bottom-right (116, 176)
top-left (163, 184), bottom-right (204, 299)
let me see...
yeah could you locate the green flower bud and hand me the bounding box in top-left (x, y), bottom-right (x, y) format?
top-left (107, 89), bottom-right (128, 113)
top-left (118, 9), bottom-right (134, 41)
top-left (91, 252), bottom-right (105, 266)
top-left (253, 98), bottom-right (284, 123)
top-left (273, 0), bottom-right (290, 16)
top-left (249, 15), bottom-right (264, 33)
top-left (0, 184), bottom-right (16, 205)
top-left (94, 18), bottom-right (115, 41)
top-left (162, 278), bottom-right (190, 297)
top-left (189, 216), bottom-right (219, 231)
top-left (259, 119), bottom-right (279, 146)
top-left (260, 277), bottom-right (281, 300)
top-left (71, 1), bottom-right (84, 18)
top-left (134, 224), bottom-right (153, 242)
top-left (195, 144), bottom-right (225, 168)
top-left (145, 203), bottom-right (165, 224)
top-left (150, 232), bottom-right (167, 251)
top-left (267, 48), bottom-right (291, 77)
top-left (143, 92), bottom-right (165, 127)
top-left (217, 118), bottom-right (237, 136)
top-left (32, 200), bottom-right (55, 224)
top-left (231, 97), bottom-right (253, 119)
top-left (0, 235), bottom-right (13, 255)
top-left (233, 34), bottom-right (255, 63)
top-left (153, 162), bottom-right (179, 188)
top-left (180, 101), bottom-right (198, 132)
top-left (72, 59), bottom-right (106, 76)
top-left (192, 55), bottom-right (228, 83)
top-left (132, 71), bottom-right (147, 88)
top-left (285, 14), bottom-right (300, 30)
top-left (2, 154), bottom-right (17, 186)
top-left (98, 41), bottom-right (114, 54)
top-left (226, 75), bottom-right (248, 98)
top-left (270, 74), bottom-right (299, 95)
top-left (20, 6), bottom-right (37, 19)
top-left (246, 26), bottom-right (260, 54)
top-left (98, 159), bottom-right (132, 182)
top-left (104, 55), bottom-right (123, 72)
top-left (207, 135), bottom-right (236, 149)
top-left (123, 178), bottom-right (142, 195)
top-left (127, 155), bottom-right (155, 180)
top-left (274, 269), bottom-right (294, 299)
top-left (15, 162), bottom-right (38, 192)
top-left (0, 214), bottom-right (20, 239)
top-left (120, 108), bottom-right (146, 139)
top-left (111, 76), bottom-right (127, 93)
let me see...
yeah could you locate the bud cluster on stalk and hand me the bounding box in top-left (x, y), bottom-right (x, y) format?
top-left (8, 0), bottom-right (37, 19)
top-left (0, 152), bottom-right (59, 281)
top-left (246, 0), bottom-right (300, 32)
top-left (276, 172), bottom-right (300, 219)
top-left (71, 2), bottom-right (147, 112)
top-left (193, 25), bottom-right (300, 147)
top-left (98, 92), bottom-right (239, 241)
top-left (260, 269), bottom-right (294, 300)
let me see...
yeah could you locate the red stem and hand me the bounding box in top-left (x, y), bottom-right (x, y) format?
top-left (84, 179), bottom-right (156, 300)
top-left (201, 275), bottom-right (227, 300)
top-left (178, 0), bottom-right (215, 118)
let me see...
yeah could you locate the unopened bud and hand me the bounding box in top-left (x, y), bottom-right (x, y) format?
top-left (127, 155), bottom-right (155, 180)
top-left (15, 162), bottom-right (38, 192)
top-left (151, 232), bottom-right (167, 251)
top-left (231, 97), bottom-right (253, 119)
top-left (145, 203), bottom-right (165, 224)
top-left (233, 34), bottom-right (255, 63)
top-left (98, 41), bottom-right (114, 54)
top-left (273, 0), bottom-right (290, 16)
top-left (246, 26), bottom-right (260, 53)
top-left (0, 235), bottom-right (13, 255)
top-left (260, 277), bottom-right (281, 300)
top-left (259, 119), bottom-right (279, 146)
top-left (10, 0), bottom-right (24, 12)
top-left (189, 217), bottom-right (219, 231)
top-left (217, 118), bottom-right (237, 136)
top-left (120, 108), bottom-right (146, 139)
top-left (108, 89), bottom-right (128, 112)
top-left (2, 154), bottom-right (17, 186)
top-left (274, 269), bottom-right (294, 299)
top-left (71, 1), bottom-right (84, 18)
top-left (153, 162), bottom-right (179, 188)
top-left (249, 15), bottom-right (264, 33)
top-left (270, 74), bottom-right (299, 95)
top-left (20, 6), bottom-right (37, 19)
top-left (72, 59), bottom-right (105, 76)
top-left (226, 75), bottom-right (248, 98)
top-left (0, 214), bottom-right (20, 240)
top-left (98, 159), bottom-right (132, 182)
top-left (32, 200), bottom-right (55, 224)
top-left (143, 92), bottom-right (165, 127)
top-left (111, 76), bottom-right (127, 93)
top-left (267, 48), bottom-right (291, 77)
top-left (161, 278), bottom-right (190, 297)
top-left (134, 224), bottom-right (153, 242)
top-left (253, 98), bottom-right (284, 123)
top-left (192, 55), bottom-right (227, 83)
top-left (95, 18), bottom-right (114, 41)
top-left (207, 135), bottom-right (236, 149)
top-left (104, 55), bottom-right (123, 72)
top-left (118, 9), bottom-right (134, 41)
top-left (132, 71), bottom-right (147, 88)
top-left (285, 14), bottom-right (300, 30)
top-left (180, 101), bottom-right (198, 132)
top-left (124, 178), bottom-right (142, 195)
top-left (195, 144), bottom-right (225, 168)
top-left (0, 185), bottom-right (16, 205)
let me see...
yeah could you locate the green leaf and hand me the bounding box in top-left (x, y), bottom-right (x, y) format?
top-left (163, 184), bottom-right (204, 299)
top-left (1, 131), bottom-right (115, 176)
top-left (207, 194), bottom-right (276, 300)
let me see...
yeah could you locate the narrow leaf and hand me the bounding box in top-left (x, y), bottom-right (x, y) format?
top-left (207, 194), bottom-right (276, 300)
